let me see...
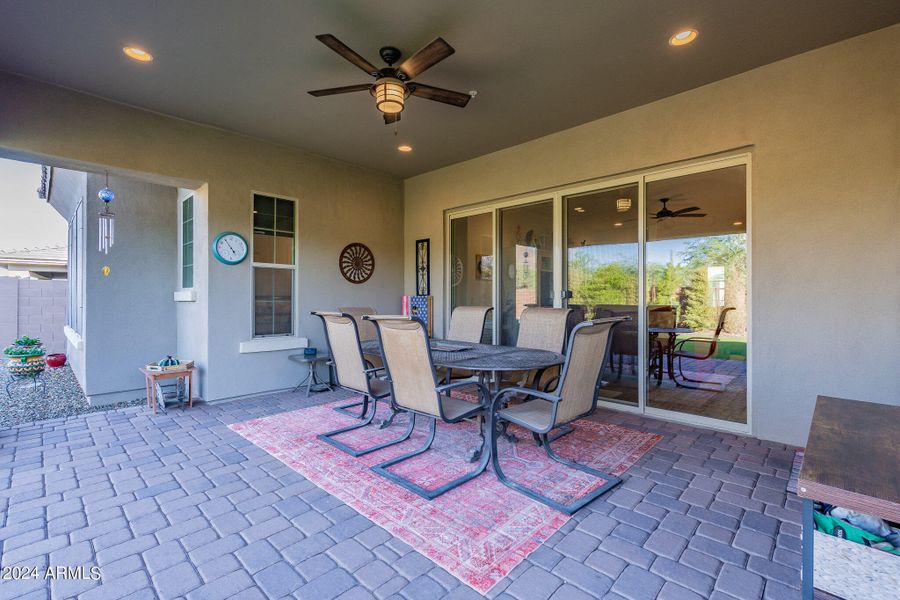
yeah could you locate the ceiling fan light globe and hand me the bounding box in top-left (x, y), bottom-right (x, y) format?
top-left (373, 77), bottom-right (406, 114)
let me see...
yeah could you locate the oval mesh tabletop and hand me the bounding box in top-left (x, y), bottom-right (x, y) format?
top-left (360, 339), bottom-right (563, 372)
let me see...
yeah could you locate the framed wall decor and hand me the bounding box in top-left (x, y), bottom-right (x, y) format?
top-left (415, 238), bottom-right (430, 296)
top-left (476, 254), bottom-right (493, 281)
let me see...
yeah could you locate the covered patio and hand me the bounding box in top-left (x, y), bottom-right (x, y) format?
top-left (0, 2), bottom-right (898, 599)
top-left (0, 388), bottom-right (801, 600)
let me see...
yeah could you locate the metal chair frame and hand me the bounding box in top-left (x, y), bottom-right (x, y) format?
top-left (366, 315), bottom-right (492, 500)
top-left (672, 307), bottom-right (735, 390)
top-left (490, 317), bottom-right (627, 514)
top-left (312, 311), bottom-right (408, 457)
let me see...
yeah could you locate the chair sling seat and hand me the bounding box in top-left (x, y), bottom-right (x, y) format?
top-left (490, 317), bottom-right (628, 514)
top-left (366, 316), bottom-right (491, 501)
top-left (312, 311), bottom-right (412, 458)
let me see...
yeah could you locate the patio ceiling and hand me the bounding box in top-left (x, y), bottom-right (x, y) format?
top-left (0, 1), bottom-right (898, 178)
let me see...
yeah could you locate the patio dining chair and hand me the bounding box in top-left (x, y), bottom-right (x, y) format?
top-left (365, 315), bottom-right (491, 500)
top-left (490, 317), bottom-right (628, 514)
top-left (339, 306), bottom-right (377, 341)
top-left (336, 306), bottom-right (379, 415)
top-left (312, 311), bottom-right (412, 457)
top-left (502, 306), bottom-right (572, 389)
top-left (446, 305), bottom-right (492, 343)
top-left (672, 306), bottom-right (735, 390)
top-left (441, 306), bottom-right (492, 383)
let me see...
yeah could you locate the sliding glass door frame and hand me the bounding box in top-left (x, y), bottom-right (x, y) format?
top-left (444, 152), bottom-right (752, 436)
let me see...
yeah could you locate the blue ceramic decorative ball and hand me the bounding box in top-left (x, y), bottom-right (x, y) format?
top-left (98, 187), bottom-right (115, 202)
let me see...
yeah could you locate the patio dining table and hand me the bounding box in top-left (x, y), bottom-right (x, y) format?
top-left (648, 326), bottom-right (694, 384)
top-left (360, 338), bottom-right (565, 458)
top-left (359, 338), bottom-right (565, 391)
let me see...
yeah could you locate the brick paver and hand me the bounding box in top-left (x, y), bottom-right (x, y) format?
top-left (0, 388), bottom-right (802, 598)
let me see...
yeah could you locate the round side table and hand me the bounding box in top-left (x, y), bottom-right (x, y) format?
top-left (288, 353), bottom-right (333, 397)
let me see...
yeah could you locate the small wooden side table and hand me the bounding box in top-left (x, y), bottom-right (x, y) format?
top-left (139, 366), bottom-right (196, 415)
top-left (797, 395), bottom-right (900, 599)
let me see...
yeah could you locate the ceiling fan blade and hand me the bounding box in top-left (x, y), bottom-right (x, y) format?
top-left (397, 38), bottom-right (455, 80)
top-left (315, 34), bottom-right (379, 76)
top-left (308, 83), bottom-right (372, 97)
top-left (671, 206), bottom-right (701, 215)
top-left (383, 112), bottom-right (401, 124)
top-left (675, 213), bottom-right (707, 218)
top-left (409, 83), bottom-right (470, 107)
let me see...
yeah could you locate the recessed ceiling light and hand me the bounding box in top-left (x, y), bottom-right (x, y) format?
top-left (123, 46), bottom-right (153, 62)
top-left (669, 29), bottom-right (698, 46)
top-left (397, 144), bottom-right (412, 153)
top-left (573, 207), bottom-right (585, 213)
top-left (733, 221), bottom-right (744, 226)
top-left (614, 222), bottom-right (623, 227)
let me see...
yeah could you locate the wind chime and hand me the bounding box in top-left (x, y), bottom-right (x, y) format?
top-left (98, 172), bottom-right (116, 254)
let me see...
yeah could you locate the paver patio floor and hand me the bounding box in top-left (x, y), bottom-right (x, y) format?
top-left (0, 388), bottom-right (802, 599)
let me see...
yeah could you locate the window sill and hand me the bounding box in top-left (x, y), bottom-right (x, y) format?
top-left (64, 326), bottom-right (84, 351)
top-left (174, 289), bottom-right (197, 302)
top-left (239, 337), bottom-right (308, 354)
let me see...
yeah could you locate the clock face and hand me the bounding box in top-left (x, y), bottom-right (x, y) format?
top-left (212, 232), bottom-right (248, 265)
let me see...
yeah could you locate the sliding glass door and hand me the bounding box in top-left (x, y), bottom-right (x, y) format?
top-left (645, 164), bottom-right (748, 424)
top-left (448, 212), bottom-right (494, 343)
top-left (446, 155), bottom-right (750, 431)
top-left (564, 184), bottom-right (640, 406)
top-left (498, 200), bottom-right (555, 345)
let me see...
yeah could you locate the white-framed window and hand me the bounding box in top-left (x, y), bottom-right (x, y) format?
top-left (181, 195), bottom-right (194, 289)
top-left (252, 193), bottom-right (296, 337)
top-left (66, 201), bottom-right (84, 334)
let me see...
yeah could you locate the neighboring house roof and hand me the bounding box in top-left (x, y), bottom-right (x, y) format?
top-left (0, 245), bottom-right (67, 271)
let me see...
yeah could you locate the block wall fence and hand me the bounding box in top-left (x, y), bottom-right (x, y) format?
top-left (0, 277), bottom-right (67, 353)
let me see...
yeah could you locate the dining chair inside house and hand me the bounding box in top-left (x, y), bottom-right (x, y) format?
top-left (648, 305), bottom-right (676, 386)
top-left (490, 316), bottom-right (628, 514)
top-left (672, 306), bottom-right (736, 390)
top-left (312, 311), bottom-right (410, 457)
top-left (365, 315), bottom-right (491, 500)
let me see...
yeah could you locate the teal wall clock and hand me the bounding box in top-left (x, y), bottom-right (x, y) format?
top-left (212, 232), bottom-right (249, 265)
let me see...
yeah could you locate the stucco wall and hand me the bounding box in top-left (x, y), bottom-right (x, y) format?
top-left (403, 26), bottom-right (900, 446)
top-left (0, 71), bottom-right (404, 402)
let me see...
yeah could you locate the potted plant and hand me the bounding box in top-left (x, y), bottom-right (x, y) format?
top-left (4, 336), bottom-right (47, 378)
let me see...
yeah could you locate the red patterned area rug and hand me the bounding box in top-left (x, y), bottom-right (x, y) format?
top-left (229, 399), bottom-right (661, 593)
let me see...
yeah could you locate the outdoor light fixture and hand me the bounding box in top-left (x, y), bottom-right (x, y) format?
top-left (123, 46), bottom-right (153, 62)
top-left (397, 144), bottom-right (412, 152)
top-left (372, 77), bottom-right (406, 114)
top-left (616, 198), bottom-right (632, 212)
top-left (669, 29), bottom-right (698, 46)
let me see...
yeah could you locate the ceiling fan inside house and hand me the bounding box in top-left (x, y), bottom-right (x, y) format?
top-left (307, 34), bottom-right (472, 124)
top-left (652, 198), bottom-right (706, 220)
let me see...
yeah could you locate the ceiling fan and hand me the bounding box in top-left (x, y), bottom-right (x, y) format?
top-left (308, 34), bottom-right (472, 124)
top-left (652, 198), bottom-right (706, 220)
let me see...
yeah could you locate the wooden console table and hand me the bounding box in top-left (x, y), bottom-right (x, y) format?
top-left (139, 366), bottom-right (196, 415)
top-left (797, 395), bottom-right (900, 599)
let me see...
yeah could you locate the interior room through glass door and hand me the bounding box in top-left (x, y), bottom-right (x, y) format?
top-left (564, 184), bottom-right (640, 406)
top-left (498, 201), bottom-right (555, 345)
top-left (448, 212), bottom-right (494, 343)
top-left (645, 164), bottom-right (748, 424)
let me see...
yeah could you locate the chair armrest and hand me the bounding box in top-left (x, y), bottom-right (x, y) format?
top-left (435, 380), bottom-right (487, 395)
top-left (673, 336), bottom-right (714, 351)
top-left (492, 386), bottom-right (561, 405)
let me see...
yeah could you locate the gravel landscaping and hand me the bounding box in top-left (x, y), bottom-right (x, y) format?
top-left (0, 359), bottom-right (144, 428)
